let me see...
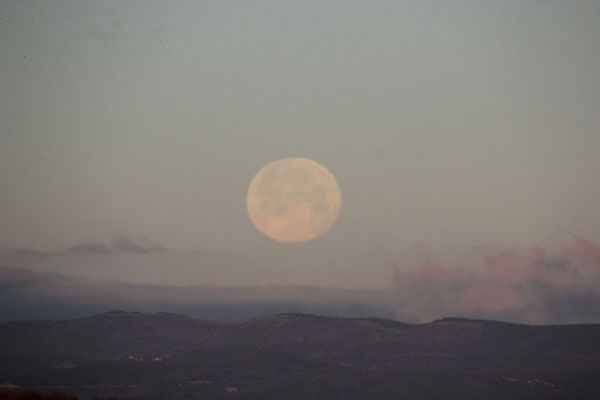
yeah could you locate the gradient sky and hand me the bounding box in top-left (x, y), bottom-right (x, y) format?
top-left (1, 1), bottom-right (599, 288)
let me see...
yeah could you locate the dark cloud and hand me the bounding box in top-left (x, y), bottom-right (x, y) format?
top-left (68, 234), bottom-right (168, 254)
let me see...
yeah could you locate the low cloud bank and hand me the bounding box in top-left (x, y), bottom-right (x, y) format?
top-left (0, 266), bottom-right (390, 322)
top-left (1, 236), bottom-right (600, 325)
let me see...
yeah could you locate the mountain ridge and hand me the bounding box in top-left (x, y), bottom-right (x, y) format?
top-left (1, 311), bottom-right (599, 399)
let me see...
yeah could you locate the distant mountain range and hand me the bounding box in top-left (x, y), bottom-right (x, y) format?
top-left (0, 266), bottom-right (389, 323)
top-left (1, 312), bottom-right (599, 399)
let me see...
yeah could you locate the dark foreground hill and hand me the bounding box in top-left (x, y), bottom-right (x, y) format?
top-left (1, 312), bottom-right (600, 399)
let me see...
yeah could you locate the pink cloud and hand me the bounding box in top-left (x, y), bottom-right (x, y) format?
top-left (389, 236), bottom-right (600, 324)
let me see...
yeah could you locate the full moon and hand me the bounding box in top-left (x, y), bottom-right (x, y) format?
top-left (246, 158), bottom-right (341, 243)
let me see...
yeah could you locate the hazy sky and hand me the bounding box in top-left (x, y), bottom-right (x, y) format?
top-left (1, 1), bottom-right (599, 288)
